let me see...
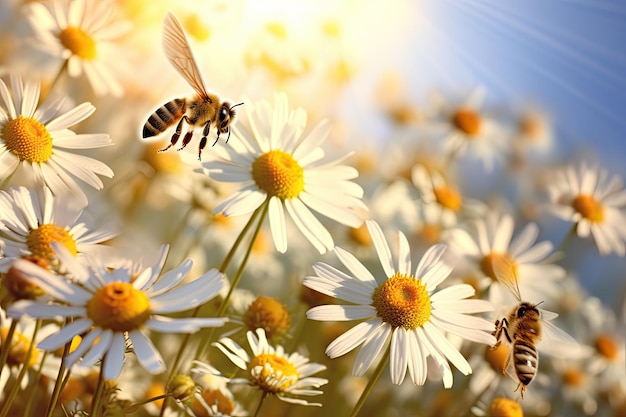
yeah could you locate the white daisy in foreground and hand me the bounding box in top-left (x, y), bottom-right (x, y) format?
top-left (304, 220), bottom-right (496, 388)
top-left (213, 328), bottom-right (328, 407)
top-left (25, 0), bottom-right (130, 96)
top-left (7, 245), bottom-right (228, 380)
top-left (0, 186), bottom-right (116, 272)
top-left (0, 74), bottom-right (113, 202)
top-left (545, 162), bottom-right (626, 256)
top-left (189, 361), bottom-right (248, 417)
top-left (447, 211), bottom-right (565, 305)
top-left (202, 93), bottom-right (367, 254)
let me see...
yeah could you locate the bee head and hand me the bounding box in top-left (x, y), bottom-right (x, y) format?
top-left (218, 102), bottom-right (244, 133)
top-left (517, 301), bottom-right (541, 318)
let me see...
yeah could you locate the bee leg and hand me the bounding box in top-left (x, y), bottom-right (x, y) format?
top-left (160, 116), bottom-right (188, 153)
top-left (177, 131), bottom-right (193, 151)
top-left (514, 383), bottom-right (526, 399)
top-left (225, 127), bottom-right (231, 144)
top-left (212, 130), bottom-right (220, 146)
top-left (198, 136), bottom-right (208, 160)
top-left (197, 121), bottom-right (212, 159)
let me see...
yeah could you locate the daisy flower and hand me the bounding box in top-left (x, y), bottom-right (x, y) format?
top-left (189, 361), bottom-right (248, 417)
top-left (0, 309), bottom-right (61, 396)
top-left (426, 88), bottom-right (506, 171)
top-left (446, 211), bottom-right (565, 306)
top-left (202, 92), bottom-right (367, 254)
top-left (0, 74), bottom-right (113, 203)
top-left (411, 164), bottom-right (486, 228)
top-left (304, 220), bottom-right (496, 388)
top-left (0, 186), bottom-right (116, 272)
top-left (7, 245), bottom-right (228, 380)
top-left (213, 328), bottom-right (328, 407)
top-left (545, 162), bottom-right (626, 256)
top-left (25, 0), bottom-right (131, 96)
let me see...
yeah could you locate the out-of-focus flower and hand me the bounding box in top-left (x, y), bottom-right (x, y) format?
top-left (412, 164), bottom-right (486, 228)
top-left (189, 361), bottom-right (247, 417)
top-left (7, 245), bottom-right (228, 380)
top-left (447, 211), bottom-right (565, 306)
top-left (0, 186), bottom-right (116, 272)
top-left (426, 88), bottom-right (507, 171)
top-left (305, 220), bottom-right (496, 388)
top-left (25, 0), bottom-right (131, 96)
top-left (0, 74), bottom-right (113, 203)
top-left (213, 328), bottom-right (328, 407)
top-left (202, 92), bottom-right (367, 254)
top-left (545, 162), bottom-right (626, 256)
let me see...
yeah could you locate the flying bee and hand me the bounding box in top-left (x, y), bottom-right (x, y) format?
top-left (142, 12), bottom-right (243, 160)
top-left (491, 258), bottom-right (577, 399)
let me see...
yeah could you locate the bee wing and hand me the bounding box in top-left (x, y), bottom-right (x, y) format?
top-left (538, 313), bottom-right (590, 358)
top-left (162, 12), bottom-right (210, 101)
top-left (493, 256), bottom-right (522, 302)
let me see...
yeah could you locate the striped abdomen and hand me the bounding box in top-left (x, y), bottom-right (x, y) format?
top-left (143, 98), bottom-right (186, 138)
top-left (513, 340), bottom-right (538, 386)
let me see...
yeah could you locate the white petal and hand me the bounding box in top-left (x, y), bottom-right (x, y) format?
top-left (325, 319), bottom-right (378, 358)
top-left (390, 328), bottom-right (409, 384)
top-left (38, 318), bottom-right (93, 350)
top-left (128, 330), bottom-right (166, 374)
top-left (268, 197), bottom-right (287, 253)
top-left (352, 322), bottom-right (391, 377)
top-left (307, 305), bottom-right (376, 321)
top-left (285, 198), bottom-right (333, 254)
top-left (366, 220), bottom-right (394, 278)
top-left (102, 333), bottom-right (127, 380)
top-left (332, 247), bottom-right (378, 285)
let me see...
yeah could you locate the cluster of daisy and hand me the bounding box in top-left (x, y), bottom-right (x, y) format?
top-left (0, 1), bottom-right (624, 417)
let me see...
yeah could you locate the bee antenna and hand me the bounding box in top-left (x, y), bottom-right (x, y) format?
top-left (535, 300), bottom-right (545, 307)
top-left (231, 102), bottom-right (244, 109)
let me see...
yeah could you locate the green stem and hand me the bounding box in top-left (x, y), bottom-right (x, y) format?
top-left (195, 199), bottom-right (270, 360)
top-left (158, 201), bottom-right (268, 417)
top-left (124, 394), bottom-right (169, 414)
top-left (23, 351), bottom-right (49, 417)
top-left (0, 320), bottom-right (17, 373)
top-left (45, 59), bottom-right (69, 100)
top-left (253, 391), bottom-right (269, 417)
top-left (556, 223), bottom-right (578, 254)
top-left (0, 320), bottom-right (42, 417)
top-left (90, 355), bottom-right (107, 417)
top-left (44, 333), bottom-right (73, 417)
top-left (349, 348), bottom-right (390, 417)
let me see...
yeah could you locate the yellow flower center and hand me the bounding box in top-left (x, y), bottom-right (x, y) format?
top-left (433, 185), bottom-right (462, 211)
top-left (451, 108), bottom-right (482, 137)
top-left (594, 333), bottom-right (619, 361)
top-left (488, 397), bottom-right (524, 417)
top-left (562, 367), bottom-right (586, 387)
top-left (59, 26), bottom-right (97, 60)
top-left (26, 224), bottom-right (78, 261)
top-left (183, 14), bottom-right (211, 42)
top-left (0, 327), bottom-right (40, 368)
top-left (485, 343), bottom-right (510, 373)
top-left (252, 150), bottom-right (304, 200)
top-left (248, 353), bottom-right (299, 392)
top-left (86, 282), bottom-right (151, 332)
top-left (2, 115), bottom-right (54, 163)
top-left (322, 20), bottom-right (341, 38)
top-left (419, 224), bottom-right (441, 246)
top-left (266, 22), bottom-right (288, 39)
top-left (572, 194), bottom-right (605, 223)
top-left (371, 272), bottom-right (431, 329)
top-left (348, 224), bottom-right (372, 247)
top-left (480, 252), bottom-right (517, 283)
top-left (243, 296), bottom-right (291, 339)
top-left (191, 389), bottom-right (235, 416)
